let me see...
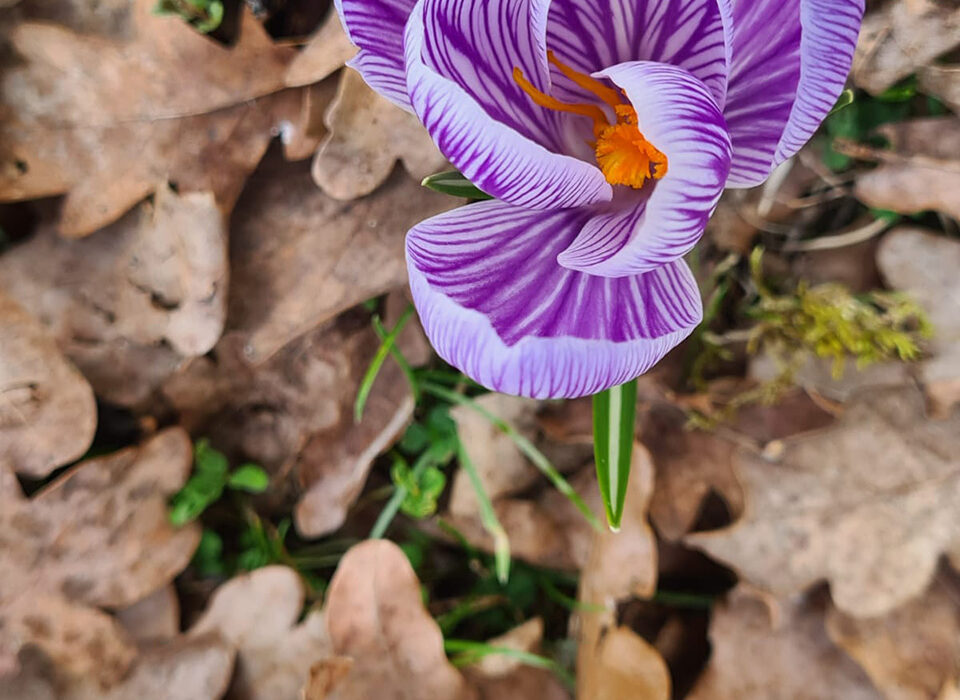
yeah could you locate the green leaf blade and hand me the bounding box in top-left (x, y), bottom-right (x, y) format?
top-left (421, 170), bottom-right (493, 200)
top-left (592, 379), bottom-right (638, 530)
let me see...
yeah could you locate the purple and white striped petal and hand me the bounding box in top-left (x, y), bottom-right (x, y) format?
top-left (335, 0), bottom-right (416, 111)
top-left (407, 201), bottom-right (702, 398)
top-left (721, 0), bottom-right (864, 187)
top-left (546, 0), bottom-right (728, 108)
top-left (405, 0), bottom-right (612, 209)
top-left (558, 61), bottom-right (731, 277)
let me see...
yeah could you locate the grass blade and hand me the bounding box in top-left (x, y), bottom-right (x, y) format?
top-left (421, 382), bottom-right (601, 532)
top-left (444, 639), bottom-right (575, 690)
top-left (422, 170), bottom-right (493, 200)
top-left (355, 305), bottom-right (415, 422)
top-left (457, 438), bottom-right (510, 583)
top-left (592, 379), bottom-right (637, 530)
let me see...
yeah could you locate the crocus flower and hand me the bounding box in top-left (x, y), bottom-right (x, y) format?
top-left (336, 0), bottom-right (864, 398)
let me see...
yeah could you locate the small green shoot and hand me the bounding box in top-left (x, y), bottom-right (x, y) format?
top-left (421, 381), bottom-right (601, 532)
top-left (355, 305), bottom-right (416, 422)
top-left (828, 88), bottom-right (855, 116)
top-left (169, 439), bottom-right (269, 526)
top-left (422, 170), bottom-right (494, 200)
top-left (153, 0), bottom-right (224, 33)
top-left (370, 406), bottom-right (458, 538)
top-left (191, 528), bottom-right (227, 578)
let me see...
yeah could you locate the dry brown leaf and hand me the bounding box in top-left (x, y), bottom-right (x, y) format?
top-left (0, 185), bottom-right (228, 406)
top-left (576, 445), bottom-right (661, 699)
top-left (579, 627), bottom-right (670, 700)
top-left (0, 0), bottom-right (311, 235)
top-left (853, 0), bottom-right (960, 95)
top-left (0, 428), bottom-right (200, 684)
top-left (0, 634), bottom-right (234, 700)
top-left (641, 406), bottom-right (742, 541)
top-left (164, 295), bottom-right (429, 538)
top-left (826, 573), bottom-right (960, 700)
top-left (448, 395), bottom-right (544, 518)
top-left (919, 65), bottom-right (960, 114)
top-left (749, 351), bottom-right (912, 403)
top-left (312, 68), bottom-right (446, 200)
top-left (223, 157), bottom-right (454, 364)
top-left (878, 226), bottom-right (960, 417)
top-left (687, 587), bottom-right (880, 700)
top-left (0, 290), bottom-right (96, 478)
top-left (850, 118), bottom-right (960, 222)
top-left (687, 386), bottom-right (960, 618)
top-left (188, 566), bottom-right (329, 700)
top-left (115, 585), bottom-right (180, 646)
top-left (317, 540), bottom-right (476, 700)
top-left (284, 10), bottom-right (356, 88)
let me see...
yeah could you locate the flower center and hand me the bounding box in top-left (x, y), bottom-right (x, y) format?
top-left (513, 52), bottom-right (668, 189)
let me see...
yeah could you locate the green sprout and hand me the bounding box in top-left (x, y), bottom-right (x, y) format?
top-left (153, 0), bottom-right (224, 34)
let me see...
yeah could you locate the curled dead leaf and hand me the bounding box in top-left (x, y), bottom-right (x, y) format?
top-left (223, 156), bottom-right (454, 364)
top-left (826, 573), bottom-right (960, 700)
top-left (318, 540), bottom-right (476, 700)
top-left (878, 226), bottom-right (960, 417)
top-left (687, 587), bottom-right (880, 700)
top-left (0, 290), bottom-right (96, 478)
top-left (687, 387), bottom-right (960, 618)
top-left (189, 566), bottom-right (329, 700)
top-left (0, 186), bottom-right (228, 406)
top-left (853, 0), bottom-right (960, 95)
top-left (0, 429), bottom-right (200, 684)
top-left (312, 69), bottom-right (446, 200)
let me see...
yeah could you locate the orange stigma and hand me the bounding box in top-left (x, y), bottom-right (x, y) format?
top-left (514, 52), bottom-right (668, 189)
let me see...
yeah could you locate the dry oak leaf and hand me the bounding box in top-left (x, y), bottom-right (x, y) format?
top-left (686, 587), bottom-right (880, 700)
top-left (920, 65), bottom-right (960, 114)
top-left (189, 566), bottom-right (330, 700)
top-left (115, 585), bottom-right (180, 647)
top-left (312, 68), bottom-right (446, 201)
top-left (827, 572), bottom-right (960, 700)
top-left (0, 291), bottom-right (96, 478)
top-left (878, 226), bottom-right (960, 417)
top-left (0, 428), bottom-right (201, 685)
top-left (0, 185), bottom-right (227, 406)
top-left (0, 634), bottom-right (234, 700)
top-left (0, 0), bottom-right (302, 235)
top-left (852, 0), bottom-right (960, 95)
top-left (640, 406), bottom-right (742, 541)
top-left (850, 118), bottom-right (960, 223)
top-left (163, 296), bottom-right (429, 538)
top-left (687, 386), bottom-right (960, 618)
top-left (316, 540), bottom-right (476, 700)
top-left (223, 157), bottom-right (455, 364)
top-left (284, 9), bottom-right (356, 88)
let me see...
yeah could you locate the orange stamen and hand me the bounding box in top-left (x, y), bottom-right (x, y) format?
top-left (512, 59), bottom-right (669, 190)
top-left (513, 67), bottom-right (608, 137)
top-left (546, 50), bottom-right (623, 109)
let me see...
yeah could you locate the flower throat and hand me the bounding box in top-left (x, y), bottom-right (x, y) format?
top-left (514, 52), bottom-right (668, 190)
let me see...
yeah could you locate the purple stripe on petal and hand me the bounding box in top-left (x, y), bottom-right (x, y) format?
top-left (404, 0), bottom-right (612, 210)
top-left (546, 0), bottom-right (728, 109)
top-left (774, 0), bottom-right (864, 165)
top-left (407, 201), bottom-right (702, 398)
top-left (721, 0), bottom-right (863, 187)
top-left (558, 62), bottom-right (732, 277)
top-left (335, 0), bottom-right (416, 111)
